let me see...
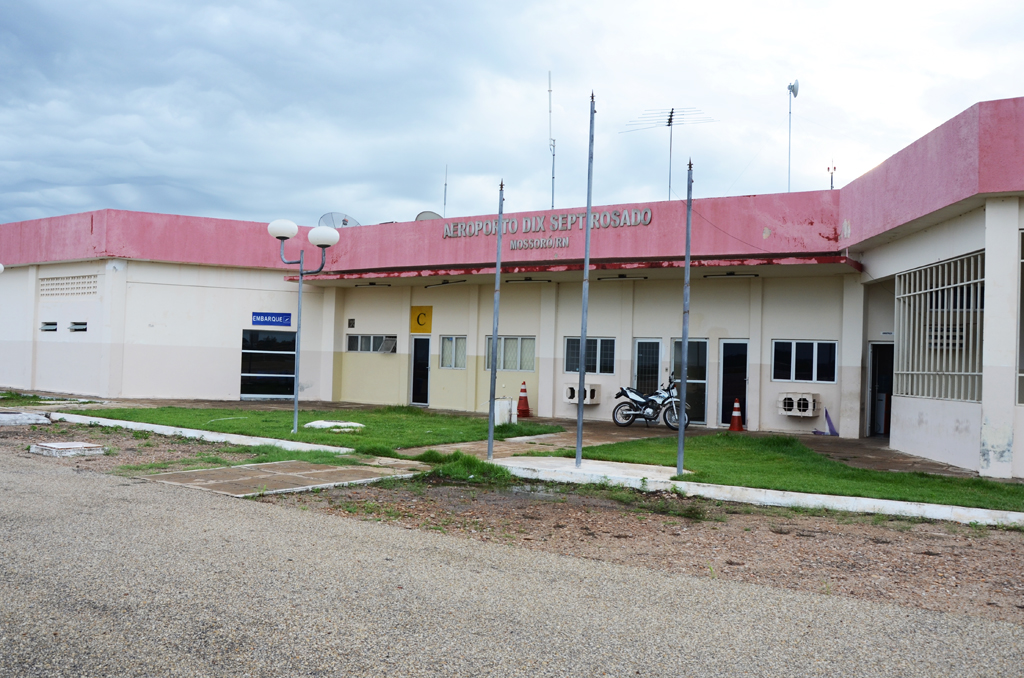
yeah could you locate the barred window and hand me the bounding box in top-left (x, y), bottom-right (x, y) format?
top-left (895, 252), bottom-right (984, 402)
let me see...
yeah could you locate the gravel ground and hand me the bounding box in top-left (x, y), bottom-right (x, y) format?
top-left (3, 445), bottom-right (1024, 676)
top-left (268, 481), bottom-right (1024, 625)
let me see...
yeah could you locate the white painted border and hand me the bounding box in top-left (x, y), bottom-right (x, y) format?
top-left (49, 413), bottom-right (354, 454)
top-left (495, 459), bottom-right (1024, 527)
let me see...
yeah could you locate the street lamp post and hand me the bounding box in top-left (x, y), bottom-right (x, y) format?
top-left (267, 219), bottom-right (340, 434)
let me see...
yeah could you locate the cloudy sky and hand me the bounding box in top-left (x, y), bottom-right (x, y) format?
top-left (2, 0), bottom-right (1022, 227)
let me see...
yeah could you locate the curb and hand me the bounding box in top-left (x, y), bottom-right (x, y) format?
top-left (49, 413), bottom-right (354, 455)
top-left (494, 460), bottom-right (1024, 527)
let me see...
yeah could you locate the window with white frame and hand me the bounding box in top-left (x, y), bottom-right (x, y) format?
top-left (564, 337), bottom-right (615, 374)
top-left (772, 340), bottom-right (837, 383)
top-left (485, 336), bottom-right (535, 371)
top-left (346, 334), bottom-right (397, 353)
top-left (896, 251), bottom-right (984, 402)
top-left (440, 336), bottom-right (467, 369)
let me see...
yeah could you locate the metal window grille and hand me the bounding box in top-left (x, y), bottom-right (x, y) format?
top-left (894, 252), bottom-right (984, 401)
top-left (39, 275), bottom-right (98, 297)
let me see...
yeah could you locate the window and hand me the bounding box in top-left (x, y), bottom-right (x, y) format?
top-left (897, 252), bottom-right (984, 402)
top-left (672, 338), bottom-right (709, 424)
top-left (564, 337), bottom-right (615, 374)
top-left (241, 329), bottom-right (295, 398)
top-left (440, 336), bottom-right (467, 369)
top-left (772, 340), bottom-right (837, 383)
top-left (346, 334), bottom-right (397, 353)
top-left (485, 336), bottom-right (535, 371)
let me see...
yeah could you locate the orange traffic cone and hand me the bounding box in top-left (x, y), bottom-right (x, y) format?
top-left (728, 398), bottom-right (744, 431)
top-left (517, 381), bottom-right (531, 418)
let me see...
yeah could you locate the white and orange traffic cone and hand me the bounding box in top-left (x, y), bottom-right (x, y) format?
top-left (728, 398), bottom-right (744, 432)
top-left (517, 381), bottom-right (531, 418)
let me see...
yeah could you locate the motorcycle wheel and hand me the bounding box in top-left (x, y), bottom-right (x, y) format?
top-left (663, 403), bottom-right (681, 430)
top-left (612, 402), bottom-right (637, 427)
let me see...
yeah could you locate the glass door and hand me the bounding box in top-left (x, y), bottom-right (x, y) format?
top-left (673, 338), bottom-right (708, 425)
top-left (411, 336), bottom-right (430, 405)
top-left (634, 340), bottom-right (661, 395)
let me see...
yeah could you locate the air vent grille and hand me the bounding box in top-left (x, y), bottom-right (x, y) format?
top-left (39, 275), bottom-right (98, 297)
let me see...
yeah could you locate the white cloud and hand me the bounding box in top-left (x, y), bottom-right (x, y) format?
top-left (1, 0), bottom-right (1022, 227)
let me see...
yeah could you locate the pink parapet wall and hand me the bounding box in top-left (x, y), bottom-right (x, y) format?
top-left (320, 191), bottom-right (842, 275)
top-left (0, 209), bottom-right (325, 270)
top-left (839, 96), bottom-right (1024, 248)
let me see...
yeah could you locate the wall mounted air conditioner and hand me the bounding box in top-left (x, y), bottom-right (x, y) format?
top-left (564, 383), bottom-right (601, 405)
top-left (777, 392), bottom-right (821, 417)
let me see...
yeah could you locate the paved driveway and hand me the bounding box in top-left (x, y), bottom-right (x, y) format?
top-left (1, 451), bottom-right (1021, 677)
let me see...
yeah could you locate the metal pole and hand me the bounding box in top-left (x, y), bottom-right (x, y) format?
top-left (668, 123), bottom-right (673, 200)
top-left (676, 161), bottom-right (693, 477)
top-left (549, 71), bottom-right (555, 210)
top-left (293, 250), bottom-right (304, 434)
top-left (788, 92), bottom-right (792, 193)
top-left (486, 182), bottom-right (505, 462)
top-left (575, 93), bottom-right (596, 469)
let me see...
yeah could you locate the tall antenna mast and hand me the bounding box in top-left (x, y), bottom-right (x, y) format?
top-left (443, 165), bottom-right (448, 217)
top-left (623, 107), bottom-right (714, 199)
top-left (549, 71), bottom-right (555, 209)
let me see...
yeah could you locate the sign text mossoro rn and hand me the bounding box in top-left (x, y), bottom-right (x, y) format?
top-left (442, 208), bottom-right (654, 243)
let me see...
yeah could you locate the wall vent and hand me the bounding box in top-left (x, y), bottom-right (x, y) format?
top-left (39, 275), bottom-right (98, 297)
top-left (40, 322), bottom-right (57, 332)
top-left (68, 322), bottom-right (88, 333)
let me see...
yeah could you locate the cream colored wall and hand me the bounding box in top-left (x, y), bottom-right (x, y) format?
top-left (31, 261), bottom-right (110, 397)
top-left (859, 207), bottom-right (985, 281)
top-left (474, 283), bottom-right (543, 413)
top-left (759, 276), bottom-right (844, 433)
top-left (119, 261), bottom-right (326, 400)
top-left (412, 284), bottom-right (479, 411)
top-left (335, 286), bottom-right (411, 405)
top-left (891, 396), bottom-right (981, 471)
top-left (0, 264), bottom-right (37, 389)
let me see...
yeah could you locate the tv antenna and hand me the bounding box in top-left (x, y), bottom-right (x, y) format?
top-left (624, 107), bottom-right (714, 200)
top-left (318, 212), bottom-right (361, 229)
top-left (788, 79), bottom-right (799, 192)
top-left (827, 161), bottom-right (836, 190)
top-left (549, 71), bottom-right (555, 209)
top-left (443, 165), bottom-right (448, 217)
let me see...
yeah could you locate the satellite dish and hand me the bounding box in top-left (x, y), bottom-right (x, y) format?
top-left (416, 210), bottom-right (443, 221)
top-left (788, 80), bottom-right (799, 98)
top-left (318, 212), bottom-right (361, 229)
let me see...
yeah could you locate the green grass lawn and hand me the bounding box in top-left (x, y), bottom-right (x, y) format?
top-left (525, 433), bottom-right (1024, 512)
top-left (65, 405), bottom-right (562, 454)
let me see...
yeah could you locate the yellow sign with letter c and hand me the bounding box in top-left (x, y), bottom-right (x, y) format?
top-left (410, 306), bottom-right (432, 333)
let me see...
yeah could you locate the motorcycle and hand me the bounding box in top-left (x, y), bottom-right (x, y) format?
top-left (612, 378), bottom-right (689, 430)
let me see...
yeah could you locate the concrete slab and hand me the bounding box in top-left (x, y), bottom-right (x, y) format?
top-left (147, 460), bottom-right (415, 497)
top-left (29, 442), bottom-right (105, 457)
top-left (1, 412), bottom-right (51, 426)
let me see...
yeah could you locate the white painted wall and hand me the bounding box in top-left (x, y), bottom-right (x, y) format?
top-left (891, 396), bottom-right (982, 471)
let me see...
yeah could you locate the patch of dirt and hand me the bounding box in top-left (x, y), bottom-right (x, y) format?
top-left (0, 422), bottom-right (256, 474)
top-left (265, 480), bottom-right (1024, 625)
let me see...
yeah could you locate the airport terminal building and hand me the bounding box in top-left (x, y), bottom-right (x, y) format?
top-left (2, 96), bottom-right (1024, 478)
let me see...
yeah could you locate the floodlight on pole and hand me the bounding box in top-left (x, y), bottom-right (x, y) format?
top-left (788, 79), bottom-right (799, 192)
top-left (267, 217), bottom-right (340, 434)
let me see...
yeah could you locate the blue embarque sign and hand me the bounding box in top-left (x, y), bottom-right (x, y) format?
top-left (252, 312), bottom-right (292, 327)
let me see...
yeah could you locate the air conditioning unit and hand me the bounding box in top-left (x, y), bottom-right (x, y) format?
top-left (564, 383), bottom-right (601, 405)
top-left (777, 392), bottom-right (821, 417)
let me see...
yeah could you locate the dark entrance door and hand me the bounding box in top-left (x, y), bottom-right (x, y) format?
top-left (635, 341), bottom-right (660, 395)
top-left (411, 336), bottom-right (430, 406)
top-left (720, 342), bottom-right (748, 425)
top-left (871, 343), bottom-right (894, 436)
